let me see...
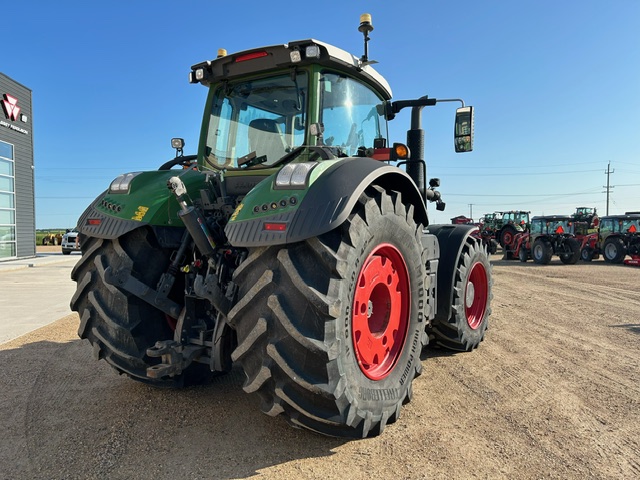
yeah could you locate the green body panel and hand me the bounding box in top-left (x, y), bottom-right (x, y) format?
top-left (229, 157), bottom-right (340, 224)
top-left (96, 170), bottom-right (206, 226)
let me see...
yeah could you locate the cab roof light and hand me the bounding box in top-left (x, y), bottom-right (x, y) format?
top-left (190, 68), bottom-right (206, 84)
top-left (305, 45), bottom-right (320, 58)
top-left (235, 51), bottom-right (268, 63)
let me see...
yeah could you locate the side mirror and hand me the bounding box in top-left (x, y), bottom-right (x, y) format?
top-left (454, 106), bottom-right (474, 153)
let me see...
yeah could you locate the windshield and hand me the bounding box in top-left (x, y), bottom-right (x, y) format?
top-left (533, 219), bottom-right (573, 234)
top-left (320, 72), bottom-right (388, 156)
top-left (204, 72), bottom-right (307, 170)
top-left (621, 219), bottom-right (640, 233)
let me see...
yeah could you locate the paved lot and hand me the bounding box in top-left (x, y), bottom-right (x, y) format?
top-left (0, 252), bottom-right (80, 344)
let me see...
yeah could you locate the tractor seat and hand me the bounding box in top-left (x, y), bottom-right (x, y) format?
top-left (248, 119), bottom-right (288, 164)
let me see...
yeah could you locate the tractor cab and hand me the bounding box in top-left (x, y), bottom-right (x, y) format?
top-left (189, 36), bottom-right (473, 201)
top-left (530, 215), bottom-right (575, 236)
top-left (190, 39), bottom-right (395, 175)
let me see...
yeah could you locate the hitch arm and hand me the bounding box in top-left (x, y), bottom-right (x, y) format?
top-left (102, 265), bottom-right (182, 319)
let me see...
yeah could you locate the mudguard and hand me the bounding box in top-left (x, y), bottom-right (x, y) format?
top-left (75, 169), bottom-right (207, 240)
top-left (427, 224), bottom-right (479, 322)
top-left (225, 157), bottom-right (428, 246)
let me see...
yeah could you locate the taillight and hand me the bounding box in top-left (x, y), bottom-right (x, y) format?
top-left (235, 51), bottom-right (268, 62)
top-left (264, 222), bottom-right (287, 232)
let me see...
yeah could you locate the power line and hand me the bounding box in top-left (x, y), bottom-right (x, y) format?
top-left (603, 161), bottom-right (615, 215)
top-left (430, 169), bottom-right (602, 177)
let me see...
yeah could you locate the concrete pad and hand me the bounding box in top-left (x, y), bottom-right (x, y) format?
top-left (0, 254), bottom-right (80, 344)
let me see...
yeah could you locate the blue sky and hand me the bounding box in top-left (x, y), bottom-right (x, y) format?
top-left (3, 1), bottom-right (639, 228)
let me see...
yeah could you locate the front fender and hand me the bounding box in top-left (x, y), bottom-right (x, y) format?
top-left (225, 157), bottom-right (428, 247)
top-left (76, 169), bottom-right (206, 239)
top-left (427, 224), bottom-right (478, 322)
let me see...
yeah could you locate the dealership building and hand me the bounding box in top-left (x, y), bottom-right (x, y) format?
top-left (0, 72), bottom-right (35, 261)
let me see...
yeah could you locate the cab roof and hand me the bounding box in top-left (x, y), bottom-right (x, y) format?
top-left (531, 215), bottom-right (573, 221)
top-left (190, 39), bottom-right (393, 100)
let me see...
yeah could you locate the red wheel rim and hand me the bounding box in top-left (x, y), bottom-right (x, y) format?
top-left (465, 262), bottom-right (488, 329)
top-left (503, 231), bottom-right (513, 246)
top-left (352, 244), bottom-right (410, 380)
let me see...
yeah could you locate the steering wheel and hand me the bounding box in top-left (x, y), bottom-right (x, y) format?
top-left (158, 154), bottom-right (198, 170)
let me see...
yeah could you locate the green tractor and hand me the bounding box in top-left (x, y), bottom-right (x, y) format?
top-left (572, 206), bottom-right (599, 236)
top-left (497, 210), bottom-right (530, 248)
top-left (70, 15), bottom-right (492, 438)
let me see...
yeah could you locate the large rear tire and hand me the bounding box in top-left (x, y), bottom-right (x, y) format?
top-left (500, 226), bottom-right (517, 248)
top-left (70, 227), bottom-right (214, 387)
top-left (603, 237), bottom-right (626, 264)
top-left (429, 237), bottom-right (492, 351)
top-left (559, 238), bottom-right (581, 264)
top-left (227, 186), bottom-right (427, 438)
top-left (532, 238), bottom-right (553, 264)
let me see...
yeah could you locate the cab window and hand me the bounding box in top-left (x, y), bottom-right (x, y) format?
top-left (319, 73), bottom-right (387, 156)
top-left (205, 72), bottom-right (307, 169)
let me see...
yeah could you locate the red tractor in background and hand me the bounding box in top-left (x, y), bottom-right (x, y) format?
top-left (472, 214), bottom-right (498, 254)
top-left (451, 215), bottom-right (474, 225)
top-left (580, 213), bottom-right (640, 265)
top-left (506, 215), bottom-right (581, 265)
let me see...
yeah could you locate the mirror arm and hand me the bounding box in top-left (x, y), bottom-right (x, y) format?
top-left (434, 98), bottom-right (465, 107)
top-left (387, 97), bottom-right (465, 121)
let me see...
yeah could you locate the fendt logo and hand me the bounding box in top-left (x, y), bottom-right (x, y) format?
top-left (1, 94), bottom-right (20, 121)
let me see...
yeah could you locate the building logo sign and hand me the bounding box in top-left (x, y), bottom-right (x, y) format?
top-left (0, 93), bottom-right (29, 135)
top-left (1, 94), bottom-right (20, 121)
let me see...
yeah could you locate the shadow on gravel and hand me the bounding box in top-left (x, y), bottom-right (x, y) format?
top-left (609, 323), bottom-right (640, 335)
top-left (0, 338), bottom-right (347, 479)
top-left (420, 345), bottom-right (460, 361)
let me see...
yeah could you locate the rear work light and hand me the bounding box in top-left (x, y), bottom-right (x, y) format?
top-left (274, 162), bottom-right (317, 189)
top-left (109, 172), bottom-right (142, 193)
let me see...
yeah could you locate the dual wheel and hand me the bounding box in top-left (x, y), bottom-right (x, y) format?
top-left (70, 187), bottom-right (492, 438)
top-left (228, 187), bottom-right (492, 437)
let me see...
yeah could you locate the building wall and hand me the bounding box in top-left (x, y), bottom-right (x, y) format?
top-left (0, 72), bottom-right (35, 260)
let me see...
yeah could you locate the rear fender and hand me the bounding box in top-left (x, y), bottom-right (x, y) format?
top-left (427, 224), bottom-right (478, 322)
top-left (76, 169), bottom-right (207, 240)
top-left (225, 157), bottom-right (428, 246)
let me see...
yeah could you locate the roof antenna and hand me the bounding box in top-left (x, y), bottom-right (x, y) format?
top-left (358, 13), bottom-right (377, 67)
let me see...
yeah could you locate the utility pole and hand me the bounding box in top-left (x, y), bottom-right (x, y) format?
top-left (603, 162), bottom-right (615, 215)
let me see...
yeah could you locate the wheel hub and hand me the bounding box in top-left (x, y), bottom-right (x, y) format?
top-left (465, 282), bottom-right (476, 309)
top-left (465, 262), bottom-right (488, 330)
top-left (352, 244), bottom-right (410, 381)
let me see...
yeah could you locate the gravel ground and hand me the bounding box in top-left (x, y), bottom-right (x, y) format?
top-left (1, 255), bottom-right (639, 479)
